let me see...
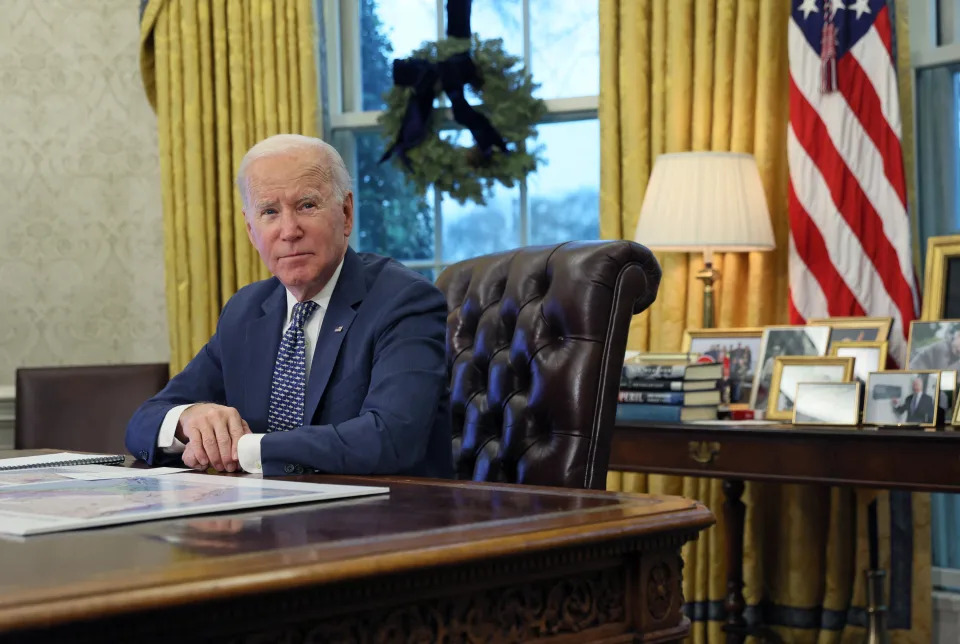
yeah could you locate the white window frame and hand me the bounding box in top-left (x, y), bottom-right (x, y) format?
top-left (910, 0), bottom-right (960, 66)
top-left (909, 0), bottom-right (960, 270)
top-left (320, 0), bottom-right (599, 275)
top-left (909, 0), bottom-right (960, 584)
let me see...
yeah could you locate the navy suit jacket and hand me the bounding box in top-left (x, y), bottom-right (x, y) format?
top-left (893, 392), bottom-right (935, 424)
top-left (126, 248), bottom-right (453, 478)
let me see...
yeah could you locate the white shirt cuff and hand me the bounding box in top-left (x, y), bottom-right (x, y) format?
top-left (157, 404), bottom-right (195, 454)
top-left (237, 433), bottom-right (265, 473)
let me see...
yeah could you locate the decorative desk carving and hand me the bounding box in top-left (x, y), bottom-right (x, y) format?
top-left (689, 440), bottom-right (721, 465)
top-left (284, 567), bottom-right (625, 644)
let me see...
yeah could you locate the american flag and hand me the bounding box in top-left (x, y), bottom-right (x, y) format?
top-left (788, 0), bottom-right (919, 365)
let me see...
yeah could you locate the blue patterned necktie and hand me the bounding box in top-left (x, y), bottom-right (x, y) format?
top-left (267, 300), bottom-right (319, 433)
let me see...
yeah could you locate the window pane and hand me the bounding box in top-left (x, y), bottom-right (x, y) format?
top-left (470, 0), bottom-right (522, 53)
top-left (529, 0), bottom-right (599, 98)
top-left (914, 63), bottom-right (960, 271)
top-left (464, 0), bottom-right (523, 105)
top-left (442, 181), bottom-right (521, 263)
top-left (527, 119), bottom-right (600, 245)
top-left (360, 0), bottom-right (437, 111)
top-left (353, 132), bottom-right (435, 261)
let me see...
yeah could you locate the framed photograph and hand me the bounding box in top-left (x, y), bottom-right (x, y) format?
top-left (681, 328), bottom-right (763, 404)
top-left (808, 316), bottom-right (893, 344)
top-left (750, 325), bottom-right (832, 411)
top-left (921, 234), bottom-right (960, 320)
top-left (951, 382), bottom-right (960, 426)
top-left (864, 371), bottom-right (941, 429)
top-left (906, 320), bottom-right (960, 370)
top-left (940, 370), bottom-right (957, 421)
top-left (830, 341), bottom-right (888, 385)
top-left (792, 382), bottom-right (862, 426)
top-left (767, 356), bottom-right (854, 420)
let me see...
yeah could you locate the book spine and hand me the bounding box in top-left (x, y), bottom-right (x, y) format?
top-left (619, 379), bottom-right (681, 392)
top-left (615, 403), bottom-right (683, 422)
top-left (617, 390), bottom-right (683, 404)
top-left (621, 364), bottom-right (685, 382)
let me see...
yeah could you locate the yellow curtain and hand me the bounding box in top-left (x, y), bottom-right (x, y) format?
top-left (139, 0), bottom-right (320, 372)
top-left (600, 1), bottom-right (930, 643)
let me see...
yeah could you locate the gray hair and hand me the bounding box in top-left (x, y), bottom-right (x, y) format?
top-left (236, 133), bottom-right (352, 209)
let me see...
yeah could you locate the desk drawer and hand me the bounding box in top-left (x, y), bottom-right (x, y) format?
top-left (610, 424), bottom-right (960, 491)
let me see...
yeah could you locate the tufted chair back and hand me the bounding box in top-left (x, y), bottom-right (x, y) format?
top-left (436, 240), bottom-right (662, 489)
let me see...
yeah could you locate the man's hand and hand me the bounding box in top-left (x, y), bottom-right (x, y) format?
top-left (176, 404), bottom-right (251, 472)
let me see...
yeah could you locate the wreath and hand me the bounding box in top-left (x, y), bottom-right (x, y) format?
top-left (377, 3), bottom-right (547, 206)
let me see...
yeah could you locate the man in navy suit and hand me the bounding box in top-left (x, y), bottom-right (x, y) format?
top-left (126, 134), bottom-right (452, 478)
top-left (891, 376), bottom-right (935, 424)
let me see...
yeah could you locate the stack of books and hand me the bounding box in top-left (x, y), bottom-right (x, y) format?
top-left (616, 359), bottom-right (723, 422)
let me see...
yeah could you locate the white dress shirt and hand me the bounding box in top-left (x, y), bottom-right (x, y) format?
top-left (156, 258), bottom-right (344, 473)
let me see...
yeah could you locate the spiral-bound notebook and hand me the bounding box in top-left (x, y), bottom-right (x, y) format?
top-left (0, 452), bottom-right (125, 472)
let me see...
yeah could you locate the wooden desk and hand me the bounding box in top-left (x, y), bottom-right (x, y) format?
top-left (610, 421), bottom-right (960, 643)
top-left (0, 455), bottom-right (713, 643)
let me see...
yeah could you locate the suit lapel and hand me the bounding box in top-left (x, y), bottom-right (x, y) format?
top-left (303, 249), bottom-right (366, 423)
top-left (243, 283), bottom-right (286, 432)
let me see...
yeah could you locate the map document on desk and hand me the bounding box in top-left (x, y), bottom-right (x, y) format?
top-left (0, 474), bottom-right (389, 536)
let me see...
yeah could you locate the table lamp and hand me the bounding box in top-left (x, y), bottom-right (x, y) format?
top-left (633, 151), bottom-right (775, 328)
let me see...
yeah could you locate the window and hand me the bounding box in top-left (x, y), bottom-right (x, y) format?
top-left (911, 0), bottom-right (960, 267)
top-left (321, 0), bottom-right (600, 277)
top-left (910, 0), bottom-right (960, 589)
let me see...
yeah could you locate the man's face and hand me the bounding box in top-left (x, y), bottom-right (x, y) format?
top-left (243, 151), bottom-right (353, 300)
top-left (913, 378), bottom-right (923, 394)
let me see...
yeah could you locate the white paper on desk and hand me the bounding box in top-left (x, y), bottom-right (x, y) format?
top-left (686, 420), bottom-right (782, 425)
top-left (0, 474), bottom-right (390, 536)
top-left (0, 464), bottom-right (130, 487)
top-left (57, 466), bottom-right (189, 480)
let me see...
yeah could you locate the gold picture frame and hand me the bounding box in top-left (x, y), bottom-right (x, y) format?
top-left (750, 325), bottom-right (832, 410)
top-left (905, 319), bottom-right (960, 369)
top-left (941, 370), bottom-right (958, 430)
top-left (808, 316), bottom-right (893, 343)
top-left (792, 381), bottom-right (862, 426)
top-left (829, 340), bottom-right (889, 383)
top-left (681, 328), bottom-right (764, 405)
top-left (864, 370), bottom-right (941, 430)
top-left (680, 327), bottom-right (765, 351)
top-left (952, 386), bottom-right (960, 426)
top-left (767, 356), bottom-right (854, 421)
top-left (922, 234), bottom-right (960, 320)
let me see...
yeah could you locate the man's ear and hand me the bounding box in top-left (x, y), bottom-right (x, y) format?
top-left (342, 192), bottom-right (354, 238)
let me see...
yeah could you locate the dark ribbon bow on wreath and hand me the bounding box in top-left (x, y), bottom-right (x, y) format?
top-left (379, 0), bottom-right (508, 169)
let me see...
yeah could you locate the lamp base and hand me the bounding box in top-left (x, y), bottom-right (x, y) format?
top-left (696, 262), bottom-right (720, 329)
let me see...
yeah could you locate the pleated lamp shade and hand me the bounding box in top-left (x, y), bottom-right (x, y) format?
top-left (634, 152), bottom-right (775, 260)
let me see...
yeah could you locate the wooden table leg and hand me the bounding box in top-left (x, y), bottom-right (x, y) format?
top-left (723, 478), bottom-right (747, 644)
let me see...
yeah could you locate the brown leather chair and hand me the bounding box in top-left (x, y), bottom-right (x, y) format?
top-left (436, 240), bottom-right (662, 489)
top-left (15, 363), bottom-right (169, 453)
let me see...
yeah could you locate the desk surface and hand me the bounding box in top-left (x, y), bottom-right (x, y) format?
top-left (611, 420), bottom-right (960, 491)
top-left (0, 451), bottom-right (713, 638)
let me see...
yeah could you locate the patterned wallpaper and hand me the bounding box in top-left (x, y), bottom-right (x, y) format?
top-left (0, 0), bottom-right (169, 386)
